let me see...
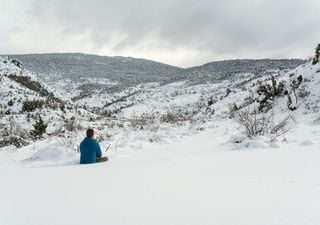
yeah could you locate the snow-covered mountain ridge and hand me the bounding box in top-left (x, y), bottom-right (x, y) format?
top-left (2, 53), bottom-right (304, 102)
top-left (0, 52), bottom-right (318, 152)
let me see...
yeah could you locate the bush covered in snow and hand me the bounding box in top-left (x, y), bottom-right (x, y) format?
top-left (235, 107), bottom-right (293, 140)
top-left (31, 114), bottom-right (47, 137)
top-left (287, 74), bottom-right (303, 111)
top-left (0, 116), bottom-right (30, 148)
top-left (22, 100), bottom-right (45, 112)
top-left (160, 111), bottom-right (193, 124)
top-left (256, 76), bottom-right (285, 112)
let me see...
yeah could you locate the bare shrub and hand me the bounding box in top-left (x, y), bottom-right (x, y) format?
top-left (59, 132), bottom-right (79, 153)
top-left (129, 115), bottom-right (148, 130)
top-left (22, 100), bottom-right (44, 112)
top-left (102, 119), bottom-right (124, 129)
top-left (269, 116), bottom-right (295, 141)
top-left (235, 107), bottom-right (294, 140)
top-left (95, 130), bottom-right (108, 143)
top-left (160, 111), bottom-right (192, 124)
top-left (129, 113), bottom-right (157, 130)
top-left (160, 112), bottom-right (175, 123)
top-left (64, 116), bottom-right (83, 132)
top-left (31, 114), bottom-right (47, 138)
top-left (0, 116), bottom-right (29, 148)
top-left (64, 116), bottom-right (77, 131)
top-left (236, 108), bottom-right (272, 138)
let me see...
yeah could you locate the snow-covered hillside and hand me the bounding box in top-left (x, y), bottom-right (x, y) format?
top-left (5, 53), bottom-right (183, 97)
top-left (0, 53), bottom-right (319, 152)
top-left (4, 53), bottom-right (304, 104)
top-left (1, 53), bottom-right (320, 225)
top-left (0, 57), bottom-right (95, 147)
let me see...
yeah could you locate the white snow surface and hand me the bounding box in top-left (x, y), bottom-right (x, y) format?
top-left (1, 118), bottom-right (320, 225)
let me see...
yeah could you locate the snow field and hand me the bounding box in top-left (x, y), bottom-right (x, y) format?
top-left (1, 118), bottom-right (320, 225)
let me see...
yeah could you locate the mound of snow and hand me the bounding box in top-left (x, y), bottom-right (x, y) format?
top-left (226, 135), bottom-right (281, 150)
top-left (23, 140), bottom-right (79, 167)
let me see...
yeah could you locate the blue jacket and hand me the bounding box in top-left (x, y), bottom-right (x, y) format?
top-left (80, 137), bottom-right (102, 164)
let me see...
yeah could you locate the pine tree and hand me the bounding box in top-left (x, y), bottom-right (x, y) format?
top-left (312, 43), bottom-right (320, 65)
top-left (32, 114), bottom-right (47, 136)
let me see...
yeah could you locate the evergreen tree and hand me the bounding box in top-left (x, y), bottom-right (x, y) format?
top-left (32, 114), bottom-right (47, 136)
top-left (312, 43), bottom-right (320, 65)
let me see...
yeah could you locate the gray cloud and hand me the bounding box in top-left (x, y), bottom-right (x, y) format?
top-left (1, 0), bottom-right (320, 67)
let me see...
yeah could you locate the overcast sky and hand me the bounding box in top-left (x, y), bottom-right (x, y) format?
top-left (0, 0), bottom-right (319, 67)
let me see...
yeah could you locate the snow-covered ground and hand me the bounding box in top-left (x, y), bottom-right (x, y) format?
top-left (1, 54), bottom-right (320, 225)
top-left (1, 117), bottom-right (320, 225)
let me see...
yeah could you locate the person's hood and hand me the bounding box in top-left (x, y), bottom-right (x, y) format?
top-left (82, 137), bottom-right (95, 145)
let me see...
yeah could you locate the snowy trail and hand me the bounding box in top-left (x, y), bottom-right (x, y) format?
top-left (1, 126), bottom-right (320, 225)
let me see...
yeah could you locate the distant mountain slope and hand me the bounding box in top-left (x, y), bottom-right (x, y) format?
top-left (5, 53), bottom-right (305, 82)
top-left (5, 53), bottom-right (183, 87)
top-left (2, 53), bottom-right (305, 102)
top-left (184, 59), bottom-right (305, 82)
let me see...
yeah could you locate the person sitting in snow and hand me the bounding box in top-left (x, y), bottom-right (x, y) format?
top-left (80, 128), bottom-right (108, 164)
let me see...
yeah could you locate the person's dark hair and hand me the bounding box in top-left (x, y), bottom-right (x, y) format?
top-left (86, 128), bottom-right (94, 138)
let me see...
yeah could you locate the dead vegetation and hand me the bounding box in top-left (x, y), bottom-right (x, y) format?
top-left (235, 107), bottom-right (294, 141)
